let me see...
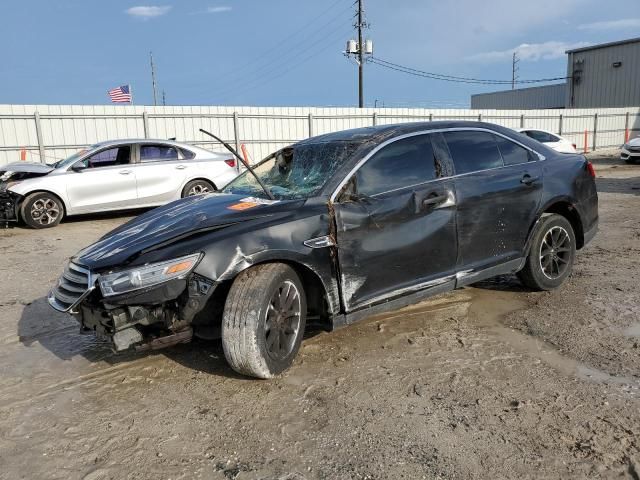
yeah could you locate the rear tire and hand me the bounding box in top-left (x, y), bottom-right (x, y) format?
top-left (222, 263), bottom-right (307, 379)
top-left (182, 179), bottom-right (215, 198)
top-left (517, 214), bottom-right (576, 291)
top-left (20, 192), bottom-right (64, 229)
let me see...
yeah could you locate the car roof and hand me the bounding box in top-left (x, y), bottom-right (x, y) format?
top-left (92, 139), bottom-right (200, 149)
top-left (297, 121), bottom-right (519, 146)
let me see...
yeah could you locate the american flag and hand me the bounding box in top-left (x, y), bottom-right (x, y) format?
top-left (108, 85), bottom-right (132, 103)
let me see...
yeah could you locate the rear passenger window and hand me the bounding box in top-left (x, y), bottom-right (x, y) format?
top-left (140, 145), bottom-right (179, 162)
top-left (494, 135), bottom-right (531, 165)
top-left (356, 134), bottom-right (437, 196)
top-left (444, 131), bottom-right (503, 175)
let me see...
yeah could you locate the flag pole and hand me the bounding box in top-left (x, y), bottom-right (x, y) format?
top-left (130, 84), bottom-right (134, 105)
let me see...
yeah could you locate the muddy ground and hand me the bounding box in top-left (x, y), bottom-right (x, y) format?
top-left (0, 150), bottom-right (639, 480)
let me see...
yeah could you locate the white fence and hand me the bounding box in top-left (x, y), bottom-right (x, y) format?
top-left (1, 104), bottom-right (639, 166)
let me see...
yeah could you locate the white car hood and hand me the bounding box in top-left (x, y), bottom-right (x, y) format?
top-left (0, 162), bottom-right (55, 175)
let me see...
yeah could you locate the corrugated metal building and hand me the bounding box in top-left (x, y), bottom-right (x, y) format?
top-left (470, 37), bottom-right (640, 109)
top-left (471, 84), bottom-right (566, 109)
top-left (567, 37), bottom-right (640, 108)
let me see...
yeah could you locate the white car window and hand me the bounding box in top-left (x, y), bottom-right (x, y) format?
top-left (78, 146), bottom-right (131, 169)
top-left (140, 144), bottom-right (179, 163)
top-left (525, 130), bottom-right (555, 143)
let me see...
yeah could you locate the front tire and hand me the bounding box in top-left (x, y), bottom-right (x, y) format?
top-left (517, 214), bottom-right (576, 291)
top-left (222, 263), bottom-right (307, 379)
top-left (20, 192), bottom-right (64, 229)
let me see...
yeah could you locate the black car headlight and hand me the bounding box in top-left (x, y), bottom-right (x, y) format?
top-left (98, 253), bottom-right (202, 297)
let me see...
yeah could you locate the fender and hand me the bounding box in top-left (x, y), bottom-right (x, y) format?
top-left (210, 247), bottom-right (340, 317)
top-left (519, 195), bottom-right (584, 269)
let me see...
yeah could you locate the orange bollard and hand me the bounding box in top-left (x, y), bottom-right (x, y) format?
top-left (583, 130), bottom-right (588, 154)
top-left (240, 144), bottom-right (250, 165)
top-left (625, 128), bottom-right (630, 143)
top-left (20, 148), bottom-right (26, 161)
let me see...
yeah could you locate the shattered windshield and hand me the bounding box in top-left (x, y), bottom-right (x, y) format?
top-left (221, 141), bottom-right (360, 200)
top-left (53, 147), bottom-right (94, 168)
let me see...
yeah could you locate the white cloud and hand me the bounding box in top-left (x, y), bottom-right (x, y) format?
top-left (207, 6), bottom-right (232, 14)
top-left (467, 41), bottom-right (591, 63)
top-left (578, 18), bottom-right (640, 30)
top-left (126, 6), bottom-right (172, 18)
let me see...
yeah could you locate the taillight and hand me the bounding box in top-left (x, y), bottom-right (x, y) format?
top-left (224, 158), bottom-right (236, 168)
top-left (586, 161), bottom-right (596, 178)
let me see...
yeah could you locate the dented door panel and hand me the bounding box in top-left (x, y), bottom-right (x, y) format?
top-left (335, 179), bottom-right (457, 312)
top-left (453, 162), bottom-right (543, 272)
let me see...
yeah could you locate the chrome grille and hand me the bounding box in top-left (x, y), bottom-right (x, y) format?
top-left (48, 262), bottom-right (93, 312)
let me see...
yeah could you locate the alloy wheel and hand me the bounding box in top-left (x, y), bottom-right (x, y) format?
top-left (30, 198), bottom-right (60, 226)
top-left (264, 280), bottom-right (302, 360)
top-left (187, 183), bottom-right (211, 196)
top-left (539, 226), bottom-right (572, 280)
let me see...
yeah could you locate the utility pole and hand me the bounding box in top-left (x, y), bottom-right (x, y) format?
top-left (511, 51), bottom-right (520, 90)
top-left (357, 0), bottom-right (364, 108)
top-left (345, 0), bottom-right (371, 108)
top-left (150, 51), bottom-right (158, 106)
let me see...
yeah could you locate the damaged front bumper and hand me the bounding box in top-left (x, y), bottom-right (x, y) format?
top-left (49, 262), bottom-right (218, 352)
top-left (0, 190), bottom-right (20, 224)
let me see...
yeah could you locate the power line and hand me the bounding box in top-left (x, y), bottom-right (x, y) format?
top-left (216, 23), bottom-right (353, 103)
top-left (204, 0), bottom-right (352, 95)
top-left (214, 19), bottom-right (352, 102)
top-left (369, 56), bottom-right (570, 85)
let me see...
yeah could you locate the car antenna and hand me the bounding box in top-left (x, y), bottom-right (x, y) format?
top-left (199, 128), bottom-right (275, 200)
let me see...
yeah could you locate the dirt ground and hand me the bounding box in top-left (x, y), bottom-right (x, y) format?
top-left (0, 150), bottom-right (639, 480)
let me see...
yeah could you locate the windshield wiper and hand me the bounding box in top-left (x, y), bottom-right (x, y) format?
top-left (199, 128), bottom-right (275, 201)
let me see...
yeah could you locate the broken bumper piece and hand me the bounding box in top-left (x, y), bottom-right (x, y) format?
top-left (0, 191), bottom-right (19, 224)
top-left (67, 273), bottom-right (217, 352)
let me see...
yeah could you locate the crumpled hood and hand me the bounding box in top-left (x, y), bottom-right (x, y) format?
top-left (0, 162), bottom-right (54, 175)
top-left (74, 193), bottom-right (294, 270)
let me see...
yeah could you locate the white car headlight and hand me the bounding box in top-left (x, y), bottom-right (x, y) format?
top-left (98, 253), bottom-right (202, 297)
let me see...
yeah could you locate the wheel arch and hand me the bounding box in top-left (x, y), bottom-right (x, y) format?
top-left (213, 253), bottom-right (337, 331)
top-left (180, 177), bottom-right (217, 197)
top-left (540, 199), bottom-right (585, 249)
top-left (19, 189), bottom-right (67, 216)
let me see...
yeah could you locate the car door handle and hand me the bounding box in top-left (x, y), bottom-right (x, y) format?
top-left (175, 164), bottom-right (187, 170)
top-left (119, 170), bottom-right (132, 175)
top-left (422, 194), bottom-right (448, 206)
top-left (521, 174), bottom-right (540, 185)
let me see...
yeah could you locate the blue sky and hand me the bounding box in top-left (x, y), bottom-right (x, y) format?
top-left (2, 0), bottom-right (639, 107)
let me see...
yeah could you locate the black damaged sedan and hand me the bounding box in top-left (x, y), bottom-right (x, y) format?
top-left (49, 122), bottom-right (598, 378)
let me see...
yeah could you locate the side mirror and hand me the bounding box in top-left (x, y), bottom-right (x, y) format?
top-left (71, 163), bottom-right (86, 172)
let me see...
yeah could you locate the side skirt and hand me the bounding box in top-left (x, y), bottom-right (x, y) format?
top-left (329, 258), bottom-right (524, 330)
top-left (332, 279), bottom-right (456, 329)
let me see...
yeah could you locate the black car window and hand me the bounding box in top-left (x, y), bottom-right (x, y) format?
top-left (525, 130), bottom-right (554, 143)
top-left (355, 134), bottom-right (437, 196)
top-left (81, 146), bottom-right (131, 169)
top-left (140, 144), bottom-right (179, 162)
top-left (494, 135), bottom-right (531, 166)
top-left (444, 131), bottom-right (503, 175)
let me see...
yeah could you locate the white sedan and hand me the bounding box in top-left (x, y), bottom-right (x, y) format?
top-left (0, 139), bottom-right (238, 228)
top-left (518, 128), bottom-right (577, 154)
top-left (621, 137), bottom-right (640, 164)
